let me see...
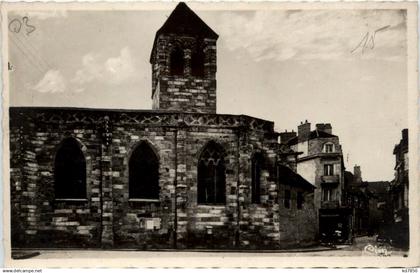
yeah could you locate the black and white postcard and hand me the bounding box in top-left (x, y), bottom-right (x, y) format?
top-left (2, 1), bottom-right (418, 268)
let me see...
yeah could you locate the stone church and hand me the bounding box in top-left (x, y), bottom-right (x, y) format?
top-left (9, 2), bottom-right (317, 250)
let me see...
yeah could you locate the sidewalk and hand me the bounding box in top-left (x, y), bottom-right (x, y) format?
top-left (11, 236), bottom-right (409, 260)
top-left (12, 244), bottom-right (337, 259)
top-left (11, 247), bottom-right (407, 260)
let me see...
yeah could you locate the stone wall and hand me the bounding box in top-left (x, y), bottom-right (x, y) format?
top-left (9, 107), bottom-right (316, 249)
top-left (278, 184), bottom-right (317, 247)
top-left (236, 130), bottom-right (281, 249)
top-left (110, 125), bottom-right (176, 249)
top-left (10, 110), bottom-right (103, 248)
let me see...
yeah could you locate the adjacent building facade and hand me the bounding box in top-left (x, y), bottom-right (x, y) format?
top-left (389, 128), bottom-right (409, 248)
top-left (9, 3), bottom-right (317, 250)
top-left (281, 122), bottom-right (352, 243)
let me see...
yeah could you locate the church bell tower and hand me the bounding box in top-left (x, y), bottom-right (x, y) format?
top-left (150, 2), bottom-right (218, 113)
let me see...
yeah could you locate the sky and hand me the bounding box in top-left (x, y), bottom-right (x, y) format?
top-left (8, 4), bottom-right (408, 181)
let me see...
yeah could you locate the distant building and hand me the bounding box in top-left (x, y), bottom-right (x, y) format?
top-left (344, 166), bottom-right (369, 236)
top-left (281, 121), bottom-right (352, 243)
top-left (365, 181), bottom-right (391, 236)
top-left (344, 164), bottom-right (392, 238)
top-left (389, 129), bottom-right (409, 248)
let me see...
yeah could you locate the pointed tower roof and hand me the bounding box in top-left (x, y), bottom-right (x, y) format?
top-left (150, 2), bottom-right (218, 63)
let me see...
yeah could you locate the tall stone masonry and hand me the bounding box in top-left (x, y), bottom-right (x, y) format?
top-left (150, 2), bottom-right (218, 113)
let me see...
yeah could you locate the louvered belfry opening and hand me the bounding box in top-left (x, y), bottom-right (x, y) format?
top-left (169, 46), bottom-right (185, 76)
top-left (191, 48), bottom-right (205, 77)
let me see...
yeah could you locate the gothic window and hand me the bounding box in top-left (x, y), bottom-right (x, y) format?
top-left (251, 153), bottom-right (263, 204)
top-left (284, 189), bottom-right (291, 209)
top-left (54, 138), bottom-right (86, 199)
top-left (170, 47), bottom-right (184, 76)
top-left (197, 141), bottom-right (226, 204)
top-left (129, 142), bottom-right (160, 199)
top-left (191, 49), bottom-right (205, 77)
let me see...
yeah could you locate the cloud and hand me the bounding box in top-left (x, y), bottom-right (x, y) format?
top-left (72, 47), bottom-right (137, 86)
top-left (32, 69), bottom-right (66, 93)
top-left (72, 53), bottom-right (103, 85)
top-left (105, 47), bottom-right (137, 84)
top-left (218, 9), bottom-right (406, 62)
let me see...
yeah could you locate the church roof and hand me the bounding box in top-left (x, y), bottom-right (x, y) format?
top-left (150, 2), bottom-right (218, 62)
top-left (157, 2), bottom-right (218, 39)
top-left (278, 165), bottom-right (316, 190)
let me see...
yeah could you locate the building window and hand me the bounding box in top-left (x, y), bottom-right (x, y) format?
top-left (251, 153), bottom-right (263, 204)
top-left (129, 142), bottom-right (160, 199)
top-left (197, 141), bottom-right (226, 204)
top-left (284, 189), bottom-right (291, 209)
top-left (297, 192), bottom-right (304, 209)
top-left (324, 164), bottom-right (334, 176)
top-left (170, 47), bottom-right (184, 76)
top-left (191, 49), bottom-right (205, 77)
top-left (324, 143), bottom-right (334, 153)
top-left (54, 138), bottom-right (86, 199)
top-left (322, 188), bottom-right (333, 201)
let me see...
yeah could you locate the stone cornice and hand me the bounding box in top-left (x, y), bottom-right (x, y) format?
top-left (9, 107), bottom-right (275, 133)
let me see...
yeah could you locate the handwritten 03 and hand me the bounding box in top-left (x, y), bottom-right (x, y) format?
top-left (8, 16), bottom-right (36, 36)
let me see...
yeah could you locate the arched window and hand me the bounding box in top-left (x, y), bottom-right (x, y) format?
top-left (54, 138), bottom-right (86, 199)
top-left (129, 142), bottom-right (160, 199)
top-left (170, 47), bottom-right (184, 76)
top-left (191, 49), bottom-right (205, 77)
top-left (251, 153), bottom-right (263, 204)
top-left (197, 141), bottom-right (226, 204)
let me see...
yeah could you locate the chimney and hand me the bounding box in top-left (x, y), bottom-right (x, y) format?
top-left (316, 123), bottom-right (332, 134)
top-left (353, 165), bottom-right (362, 184)
top-left (298, 120), bottom-right (311, 142)
top-left (279, 130), bottom-right (297, 144)
top-left (402, 128), bottom-right (408, 142)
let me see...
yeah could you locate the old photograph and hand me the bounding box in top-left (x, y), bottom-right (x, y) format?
top-left (2, 1), bottom-right (418, 267)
